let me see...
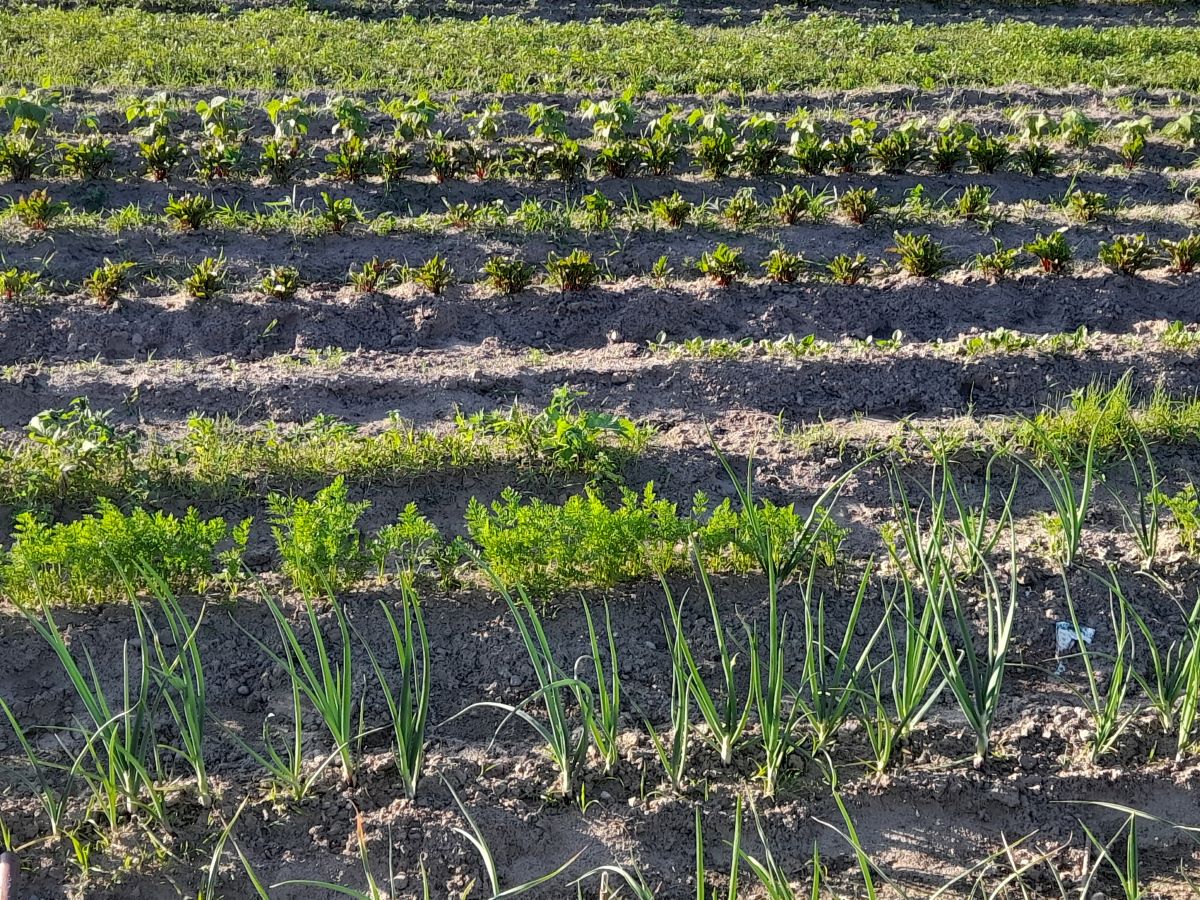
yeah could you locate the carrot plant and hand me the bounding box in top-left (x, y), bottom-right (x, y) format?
top-left (268, 476), bottom-right (370, 594)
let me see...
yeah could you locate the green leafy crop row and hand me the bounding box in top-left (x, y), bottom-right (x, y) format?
top-left (2, 11), bottom-right (1200, 93)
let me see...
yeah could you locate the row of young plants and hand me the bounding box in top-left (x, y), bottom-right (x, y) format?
top-left (6, 375), bottom-right (1200, 511)
top-left (2, 451), bottom-right (1198, 897)
top-left (1, 574), bottom-right (1172, 900)
top-left (0, 390), bottom-right (648, 509)
top-left (2, 227), bottom-right (1198, 307)
top-left (2, 89), bottom-right (1199, 184)
top-left (6, 181), bottom-right (1198, 239)
top-left (652, 321), bottom-right (1200, 359)
top-left (10, 401), bottom-right (1200, 603)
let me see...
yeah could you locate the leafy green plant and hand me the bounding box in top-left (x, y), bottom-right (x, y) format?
top-left (1065, 189), bottom-right (1108, 223)
top-left (318, 191), bottom-right (358, 233)
top-left (772, 185), bottom-right (828, 225)
top-left (412, 254), bottom-right (454, 295)
top-left (56, 134), bottom-right (114, 179)
top-left (1025, 230), bottom-right (1072, 274)
top-left (595, 139), bottom-right (639, 178)
top-left (1014, 141), bottom-right (1057, 176)
top-left (1099, 233), bottom-right (1153, 275)
top-left (10, 188), bottom-right (66, 230)
top-left (787, 132), bottom-right (832, 175)
top-left (973, 240), bottom-right (1019, 281)
top-left (0, 135), bottom-right (45, 181)
top-left (889, 231), bottom-right (950, 277)
top-left (326, 135), bottom-right (379, 182)
top-left (1160, 233), bottom-right (1200, 274)
top-left (260, 136), bottom-right (306, 184)
top-left (721, 188), bottom-right (760, 226)
top-left (1060, 108), bottom-right (1100, 147)
top-left (829, 119), bottom-right (875, 172)
top-left (1162, 110), bottom-right (1200, 148)
top-left (184, 256), bottom-right (227, 301)
top-left (826, 253), bottom-right (870, 285)
top-left (698, 243), bottom-right (746, 286)
top-left (966, 134), bottom-right (1010, 173)
top-left (869, 123), bottom-right (924, 173)
top-left (953, 184), bottom-right (992, 220)
top-left (84, 259), bottom-right (135, 308)
top-left (482, 255), bottom-right (534, 294)
top-left (23, 398), bottom-right (136, 501)
top-left (651, 191), bottom-right (692, 228)
top-left (267, 476), bottom-right (370, 594)
top-left (546, 138), bottom-right (585, 182)
top-left (349, 257), bottom-right (397, 293)
top-left (164, 193), bottom-right (214, 230)
top-left (838, 187), bottom-right (882, 224)
top-left (1117, 116), bottom-right (1152, 169)
top-left (259, 265), bottom-right (301, 300)
top-left (545, 249), bottom-right (600, 292)
top-left (929, 120), bottom-right (973, 172)
top-left (462, 386), bottom-right (649, 482)
top-left (762, 248), bottom-right (805, 283)
top-left (139, 135), bottom-right (187, 180)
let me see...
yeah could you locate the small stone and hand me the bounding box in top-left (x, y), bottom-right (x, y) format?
top-left (237, 684), bottom-right (250, 696)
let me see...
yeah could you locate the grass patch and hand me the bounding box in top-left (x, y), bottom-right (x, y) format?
top-left (1, 11), bottom-right (1200, 93)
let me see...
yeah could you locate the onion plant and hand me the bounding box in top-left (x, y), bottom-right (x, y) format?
top-left (23, 600), bottom-right (164, 832)
top-left (932, 540), bottom-right (1019, 765)
top-left (796, 561), bottom-right (881, 752)
top-left (130, 567), bottom-right (211, 806)
top-left (580, 598), bottom-right (621, 775)
top-left (447, 781), bottom-right (578, 897)
top-left (360, 580), bottom-right (430, 799)
top-left (0, 698), bottom-right (72, 839)
top-left (648, 598), bottom-right (692, 791)
top-left (1107, 425), bottom-right (1163, 570)
top-left (860, 578), bottom-right (946, 773)
top-left (659, 547), bottom-right (753, 766)
top-left (1080, 812), bottom-right (1140, 900)
top-left (242, 588), bottom-right (360, 785)
top-left (455, 571), bottom-right (593, 798)
top-left (715, 444), bottom-right (864, 795)
top-left (1022, 418), bottom-right (1101, 568)
top-left (1062, 574), bottom-right (1138, 762)
top-left (1119, 581), bottom-right (1200, 757)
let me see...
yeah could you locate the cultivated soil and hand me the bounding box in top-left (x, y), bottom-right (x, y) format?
top-left (1, 85), bottom-right (1200, 898)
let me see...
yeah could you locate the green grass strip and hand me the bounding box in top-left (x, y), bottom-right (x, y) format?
top-left (1, 10), bottom-right (1199, 93)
